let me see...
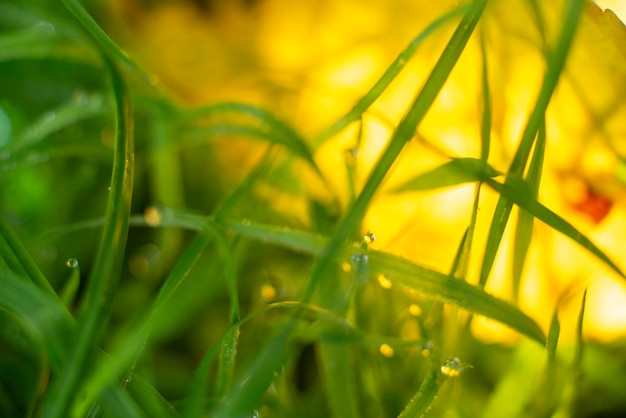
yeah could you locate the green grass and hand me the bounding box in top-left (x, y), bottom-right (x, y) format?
top-left (2, 0), bottom-right (626, 417)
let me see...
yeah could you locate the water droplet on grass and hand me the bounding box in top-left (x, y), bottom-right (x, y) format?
top-left (363, 231), bottom-right (375, 244)
top-left (66, 258), bottom-right (79, 268)
top-left (33, 21), bottom-right (55, 34)
top-left (440, 357), bottom-right (471, 377)
top-left (351, 253), bottom-right (369, 284)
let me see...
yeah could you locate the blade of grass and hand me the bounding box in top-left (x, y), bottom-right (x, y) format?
top-left (512, 121), bottom-right (546, 301)
top-left (70, 230), bottom-right (213, 417)
top-left (304, 0), bottom-right (488, 304)
top-left (42, 54), bottom-right (134, 418)
top-left (0, 270), bottom-right (74, 373)
top-left (397, 365), bottom-right (446, 418)
top-left (478, 0), bottom-right (584, 288)
top-left (310, 5), bottom-right (468, 148)
top-left (319, 343), bottom-right (360, 418)
top-left (183, 103), bottom-right (318, 171)
top-left (0, 28), bottom-right (93, 62)
top-left (521, 304), bottom-right (564, 418)
top-left (13, 93), bottom-right (105, 151)
top-left (391, 156), bottom-right (626, 282)
top-left (483, 175), bottom-right (626, 281)
top-left (479, 30), bottom-right (491, 162)
top-left (59, 0), bottom-right (137, 70)
top-left (389, 157), bottom-right (500, 193)
top-left (221, 218), bottom-right (545, 343)
top-left (0, 214), bottom-right (58, 297)
top-left (125, 373), bottom-right (180, 418)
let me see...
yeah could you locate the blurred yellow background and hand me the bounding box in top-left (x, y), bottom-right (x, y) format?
top-left (106, 0), bottom-right (626, 343)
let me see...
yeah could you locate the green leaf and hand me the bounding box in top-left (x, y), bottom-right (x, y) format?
top-left (0, 214), bottom-right (57, 297)
top-left (478, 0), bottom-right (585, 287)
top-left (303, 0), bottom-right (489, 306)
top-left (390, 158), bottom-right (500, 193)
top-left (13, 93), bottom-right (105, 151)
top-left (183, 103), bottom-right (319, 171)
top-left (42, 55), bottom-right (135, 418)
top-left (484, 176), bottom-right (626, 281)
top-left (513, 122), bottom-right (546, 301)
top-left (0, 28), bottom-right (93, 63)
top-left (222, 218), bottom-right (545, 344)
top-left (398, 366), bottom-right (446, 418)
top-left (310, 5), bottom-right (468, 148)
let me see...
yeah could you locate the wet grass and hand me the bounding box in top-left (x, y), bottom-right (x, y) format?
top-left (1, 0), bottom-right (625, 417)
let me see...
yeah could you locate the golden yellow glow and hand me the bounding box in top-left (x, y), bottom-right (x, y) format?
top-left (114, 0), bottom-right (626, 342)
top-left (409, 304), bottom-right (422, 317)
top-left (379, 343), bottom-right (394, 358)
top-left (377, 274), bottom-right (393, 289)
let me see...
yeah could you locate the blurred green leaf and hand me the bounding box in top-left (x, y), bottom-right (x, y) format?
top-left (390, 158), bottom-right (500, 193)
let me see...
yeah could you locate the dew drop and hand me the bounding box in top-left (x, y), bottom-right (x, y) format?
top-left (66, 258), bottom-right (79, 269)
top-left (440, 357), bottom-right (471, 377)
top-left (33, 21), bottom-right (55, 34)
top-left (144, 206), bottom-right (162, 227)
top-left (377, 274), bottom-right (392, 289)
top-left (379, 343), bottom-right (394, 358)
top-left (352, 252), bottom-right (368, 264)
top-left (363, 231), bottom-right (375, 244)
top-left (351, 253), bottom-right (369, 284)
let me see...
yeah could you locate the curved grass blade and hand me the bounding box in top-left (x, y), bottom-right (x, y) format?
top-left (222, 218), bottom-right (545, 344)
top-left (483, 176), bottom-right (626, 281)
top-left (390, 157), bottom-right (500, 193)
top-left (0, 270), bottom-right (74, 372)
top-left (184, 102), bottom-right (318, 170)
top-left (310, 5), bottom-right (468, 148)
top-left (304, 0), bottom-right (488, 305)
top-left (42, 55), bottom-right (134, 418)
top-left (478, 0), bottom-right (584, 288)
top-left (368, 250), bottom-right (545, 344)
top-left (13, 93), bottom-right (105, 151)
top-left (70, 230), bottom-right (213, 417)
top-left (0, 28), bottom-right (93, 63)
top-left (60, 0), bottom-right (137, 70)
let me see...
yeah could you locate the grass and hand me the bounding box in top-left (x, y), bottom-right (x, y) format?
top-left (1, 0), bottom-right (626, 417)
